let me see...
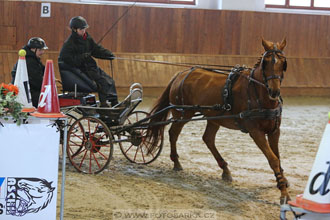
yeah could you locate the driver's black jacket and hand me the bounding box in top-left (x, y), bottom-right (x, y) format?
top-left (58, 31), bottom-right (118, 105)
top-left (58, 31), bottom-right (114, 70)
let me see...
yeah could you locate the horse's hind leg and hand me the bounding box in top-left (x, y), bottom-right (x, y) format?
top-left (203, 121), bottom-right (232, 182)
top-left (168, 121), bottom-right (186, 171)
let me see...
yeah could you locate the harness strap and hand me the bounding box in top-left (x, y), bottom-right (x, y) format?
top-left (248, 69), bottom-right (262, 110)
top-left (175, 67), bottom-right (197, 119)
top-left (239, 104), bottom-right (282, 120)
top-left (222, 69), bottom-right (241, 111)
top-left (175, 67), bottom-right (196, 105)
top-left (247, 70), bottom-right (253, 110)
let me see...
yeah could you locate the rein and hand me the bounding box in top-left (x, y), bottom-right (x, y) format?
top-left (202, 66), bottom-right (267, 88)
top-left (115, 57), bottom-right (236, 69)
top-left (114, 54), bottom-right (283, 91)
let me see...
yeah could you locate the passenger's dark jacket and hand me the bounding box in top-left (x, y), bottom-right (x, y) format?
top-left (58, 31), bottom-right (113, 70)
top-left (11, 45), bottom-right (45, 107)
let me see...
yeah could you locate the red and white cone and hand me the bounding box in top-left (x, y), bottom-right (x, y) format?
top-left (288, 114), bottom-right (330, 214)
top-left (14, 49), bottom-right (35, 112)
top-left (31, 60), bottom-right (66, 118)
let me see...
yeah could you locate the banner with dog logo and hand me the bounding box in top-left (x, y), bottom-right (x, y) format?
top-left (0, 119), bottom-right (60, 219)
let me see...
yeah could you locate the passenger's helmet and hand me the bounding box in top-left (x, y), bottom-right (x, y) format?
top-left (69, 16), bottom-right (89, 29)
top-left (27, 37), bottom-right (48, 49)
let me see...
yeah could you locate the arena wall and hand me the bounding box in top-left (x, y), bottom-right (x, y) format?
top-left (1, 1), bottom-right (329, 96)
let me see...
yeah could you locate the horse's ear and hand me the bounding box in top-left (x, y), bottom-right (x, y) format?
top-left (262, 38), bottom-right (273, 51)
top-left (278, 37), bottom-right (287, 51)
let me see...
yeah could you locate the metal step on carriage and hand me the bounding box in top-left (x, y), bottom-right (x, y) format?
top-left (57, 66), bottom-right (163, 174)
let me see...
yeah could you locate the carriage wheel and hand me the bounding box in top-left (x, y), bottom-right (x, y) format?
top-left (119, 110), bottom-right (163, 164)
top-left (67, 116), bottom-right (114, 174)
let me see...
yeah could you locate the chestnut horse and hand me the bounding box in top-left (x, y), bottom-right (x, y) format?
top-left (147, 38), bottom-right (290, 204)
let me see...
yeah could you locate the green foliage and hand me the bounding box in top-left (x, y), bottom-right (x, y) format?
top-left (0, 85), bottom-right (28, 125)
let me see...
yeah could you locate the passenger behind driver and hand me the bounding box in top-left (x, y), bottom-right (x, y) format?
top-left (11, 37), bottom-right (48, 108)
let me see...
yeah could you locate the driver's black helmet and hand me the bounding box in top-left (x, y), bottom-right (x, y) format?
top-left (27, 37), bottom-right (48, 49)
top-left (69, 16), bottom-right (89, 29)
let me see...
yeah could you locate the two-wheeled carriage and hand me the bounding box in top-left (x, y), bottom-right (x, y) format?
top-left (59, 83), bottom-right (163, 174)
top-left (57, 83), bottom-right (163, 174)
top-left (56, 62), bottom-right (165, 174)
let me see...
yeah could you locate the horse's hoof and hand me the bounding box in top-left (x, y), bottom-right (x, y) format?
top-left (286, 181), bottom-right (290, 188)
top-left (280, 196), bottom-right (291, 205)
top-left (173, 166), bottom-right (183, 171)
top-left (222, 172), bottom-right (233, 182)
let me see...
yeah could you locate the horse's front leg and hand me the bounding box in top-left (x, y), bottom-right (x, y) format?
top-left (249, 130), bottom-right (290, 204)
top-left (203, 121), bottom-right (232, 182)
top-left (268, 128), bottom-right (290, 203)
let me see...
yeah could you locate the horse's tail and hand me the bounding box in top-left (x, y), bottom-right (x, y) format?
top-left (147, 73), bottom-right (179, 153)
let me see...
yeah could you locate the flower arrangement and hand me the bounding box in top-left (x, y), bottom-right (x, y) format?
top-left (0, 83), bottom-right (27, 125)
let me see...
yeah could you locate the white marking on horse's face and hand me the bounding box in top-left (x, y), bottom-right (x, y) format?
top-left (274, 57), bottom-right (278, 64)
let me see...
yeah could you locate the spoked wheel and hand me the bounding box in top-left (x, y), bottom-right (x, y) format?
top-left (119, 110), bottom-right (163, 164)
top-left (67, 116), bottom-right (114, 174)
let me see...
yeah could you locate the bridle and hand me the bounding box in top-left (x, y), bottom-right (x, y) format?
top-left (245, 46), bottom-right (287, 112)
top-left (260, 46), bottom-right (287, 90)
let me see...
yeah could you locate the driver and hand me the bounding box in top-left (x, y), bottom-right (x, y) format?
top-left (58, 16), bottom-right (118, 107)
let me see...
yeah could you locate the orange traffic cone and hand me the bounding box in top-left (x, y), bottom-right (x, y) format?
top-left (31, 60), bottom-right (66, 118)
top-left (14, 49), bottom-right (35, 112)
top-left (288, 114), bottom-right (330, 214)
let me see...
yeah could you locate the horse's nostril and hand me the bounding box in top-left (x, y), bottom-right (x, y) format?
top-left (272, 90), bottom-right (280, 98)
top-left (269, 89), bottom-right (280, 98)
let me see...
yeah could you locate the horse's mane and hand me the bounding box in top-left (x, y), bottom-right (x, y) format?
top-left (28, 192), bottom-right (53, 213)
top-left (253, 56), bottom-right (263, 69)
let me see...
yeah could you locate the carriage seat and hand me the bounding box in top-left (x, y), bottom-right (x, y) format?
top-left (58, 62), bottom-right (97, 93)
top-left (58, 62), bottom-right (98, 107)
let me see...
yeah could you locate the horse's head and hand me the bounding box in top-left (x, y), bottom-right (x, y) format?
top-left (260, 38), bottom-right (287, 100)
top-left (15, 178), bottom-right (54, 215)
top-left (18, 179), bottom-right (54, 198)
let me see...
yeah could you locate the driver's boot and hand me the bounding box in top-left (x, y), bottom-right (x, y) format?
top-left (98, 98), bottom-right (110, 116)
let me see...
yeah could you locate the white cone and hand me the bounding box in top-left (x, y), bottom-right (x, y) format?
top-left (288, 116), bottom-right (330, 214)
top-left (303, 120), bottom-right (330, 205)
top-left (13, 55), bottom-right (35, 112)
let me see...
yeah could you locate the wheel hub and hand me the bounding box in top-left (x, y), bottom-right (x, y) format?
top-left (85, 141), bottom-right (93, 150)
top-left (131, 131), bottom-right (142, 146)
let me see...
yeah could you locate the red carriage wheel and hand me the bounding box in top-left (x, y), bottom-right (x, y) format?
top-left (119, 111), bottom-right (163, 164)
top-left (67, 116), bottom-right (114, 174)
